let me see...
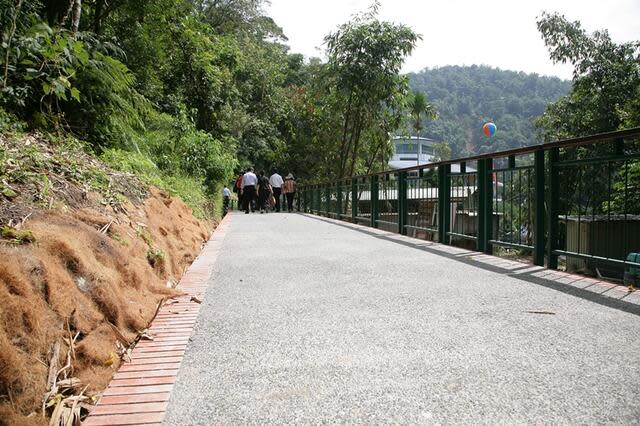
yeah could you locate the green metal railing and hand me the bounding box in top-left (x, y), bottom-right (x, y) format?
top-left (299, 128), bottom-right (640, 278)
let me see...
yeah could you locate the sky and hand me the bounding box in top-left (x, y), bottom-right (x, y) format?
top-left (266, 0), bottom-right (640, 80)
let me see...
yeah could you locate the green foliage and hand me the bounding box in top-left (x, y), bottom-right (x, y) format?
top-left (274, 31), bottom-right (420, 181)
top-left (162, 174), bottom-right (214, 219)
top-left (0, 106), bottom-right (25, 132)
top-left (0, 225), bottom-right (35, 245)
top-left (100, 149), bottom-right (165, 187)
top-left (535, 13), bottom-right (640, 214)
top-left (146, 247), bottom-right (165, 267)
top-left (2, 22), bottom-right (88, 110)
top-left (100, 147), bottom-right (218, 219)
top-left (408, 65), bottom-right (571, 158)
top-left (536, 12), bottom-right (640, 139)
top-left (407, 91), bottom-right (437, 145)
top-left (71, 49), bottom-right (151, 150)
top-left (0, 0), bottom-right (270, 219)
top-left (325, 2), bottom-right (420, 177)
top-left (432, 141), bottom-right (452, 161)
top-left (605, 160), bottom-right (640, 214)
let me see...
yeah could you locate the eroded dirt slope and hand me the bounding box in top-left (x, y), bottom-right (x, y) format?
top-left (0, 134), bottom-right (212, 425)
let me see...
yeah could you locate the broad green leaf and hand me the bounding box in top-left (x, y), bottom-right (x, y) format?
top-left (70, 87), bottom-right (81, 102)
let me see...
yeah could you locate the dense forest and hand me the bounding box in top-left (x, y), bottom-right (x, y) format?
top-left (2, 2), bottom-right (638, 205)
top-left (407, 65), bottom-right (571, 158)
top-left (0, 0), bottom-right (306, 217)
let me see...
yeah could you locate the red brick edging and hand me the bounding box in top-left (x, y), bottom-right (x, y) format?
top-left (83, 213), bottom-right (232, 426)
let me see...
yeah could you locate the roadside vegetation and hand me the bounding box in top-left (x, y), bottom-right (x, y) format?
top-left (0, 0), bottom-right (638, 423)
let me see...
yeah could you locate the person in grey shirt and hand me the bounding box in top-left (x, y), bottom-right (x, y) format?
top-left (269, 171), bottom-right (284, 212)
top-left (240, 168), bottom-right (258, 213)
top-left (222, 185), bottom-right (231, 214)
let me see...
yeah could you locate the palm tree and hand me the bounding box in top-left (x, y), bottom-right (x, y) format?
top-left (408, 92), bottom-right (437, 166)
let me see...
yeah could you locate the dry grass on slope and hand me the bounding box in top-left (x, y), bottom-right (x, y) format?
top-left (0, 134), bottom-right (212, 425)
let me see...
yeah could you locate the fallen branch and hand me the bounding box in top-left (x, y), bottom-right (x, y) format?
top-left (106, 322), bottom-right (129, 346)
top-left (99, 220), bottom-right (114, 234)
top-left (45, 342), bottom-right (60, 390)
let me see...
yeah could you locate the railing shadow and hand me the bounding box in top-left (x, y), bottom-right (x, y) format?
top-left (301, 213), bottom-right (640, 317)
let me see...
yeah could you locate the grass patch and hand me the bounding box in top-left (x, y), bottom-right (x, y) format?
top-left (101, 149), bottom-right (216, 220)
top-left (146, 247), bottom-right (165, 268)
top-left (0, 226), bottom-right (35, 244)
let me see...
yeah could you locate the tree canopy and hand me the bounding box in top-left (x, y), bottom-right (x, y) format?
top-left (535, 11), bottom-right (640, 139)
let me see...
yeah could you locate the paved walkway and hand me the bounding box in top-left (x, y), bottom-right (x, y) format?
top-left (163, 213), bottom-right (640, 424)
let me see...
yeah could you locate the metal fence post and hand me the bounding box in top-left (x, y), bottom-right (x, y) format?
top-left (398, 171), bottom-right (407, 235)
top-left (305, 189), bottom-right (309, 212)
top-left (325, 185), bottom-right (330, 216)
top-left (437, 166), bottom-right (445, 243)
top-left (336, 182), bottom-right (342, 220)
top-left (315, 186), bottom-right (319, 213)
top-left (351, 179), bottom-right (357, 221)
top-left (548, 148), bottom-right (559, 269)
top-left (534, 150), bottom-right (545, 266)
top-left (478, 158), bottom-right (494, 254)
top-left (477, 158), bottom-right (487, 252)
top-left (485, 158), bottom-right (493, 255)
top-left (438, 164), bottom-right (451, 244)
top-left (371, 175), bottom-right (379, 228)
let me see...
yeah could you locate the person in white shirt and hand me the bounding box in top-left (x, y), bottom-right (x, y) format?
top-left (240, 167), bottom-right (258, 213)
top-left (269, 171), bottom-right (284, 212)
top-left (222, 186), bottom-right (231, 214)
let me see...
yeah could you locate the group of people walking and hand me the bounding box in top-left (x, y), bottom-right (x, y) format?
top-left (230, 168), bottom-right (296, 214)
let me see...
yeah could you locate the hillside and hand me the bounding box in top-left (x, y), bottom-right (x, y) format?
top-left (0, 132), bottom-right (211, 424)
top-left (407, 65), bottom-right (572, 158)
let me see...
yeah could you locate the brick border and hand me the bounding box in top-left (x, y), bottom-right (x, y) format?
top-left (83, 213), bottom-right (232, 426)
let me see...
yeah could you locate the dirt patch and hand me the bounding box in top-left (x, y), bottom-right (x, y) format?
top-left (0, 137), bottom-right (213, 423)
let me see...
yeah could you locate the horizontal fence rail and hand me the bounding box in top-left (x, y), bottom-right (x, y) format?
top-left (299, 128), bottom-right (640, 281)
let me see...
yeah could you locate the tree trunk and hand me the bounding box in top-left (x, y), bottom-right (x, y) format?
top-left (71, 0), bottom-right (81, 34)
top-left (59, 0), bottom-right (74, 27)
top-left (93, 0), bottom-right (104, 34)
top-left (2, 0), bottom-right (23, 90)
top-left (347, 111), bottom-right (365, 178)
top-left (340, 119), bottom-right (357, 178)
top-left (364, 137), bottom-right (386, 175)
top-left (338, 92), bottom-right (354, 178)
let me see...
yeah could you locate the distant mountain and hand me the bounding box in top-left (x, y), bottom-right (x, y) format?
top-left (407, 65), bottom-right (571, 158)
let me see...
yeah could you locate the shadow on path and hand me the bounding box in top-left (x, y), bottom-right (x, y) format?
top-left (303, 213), bottom-right (640, 317)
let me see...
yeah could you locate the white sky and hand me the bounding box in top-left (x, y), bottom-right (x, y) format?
top-left (266, 0), bottom-right (640, 80)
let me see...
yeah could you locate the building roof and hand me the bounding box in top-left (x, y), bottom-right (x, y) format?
top-left (392, 136), bottom-right (436, 143)
top-left (388, 161), bottom-right (474, 173)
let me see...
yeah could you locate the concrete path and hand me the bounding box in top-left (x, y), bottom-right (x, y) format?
top-left (164, 213), bottom-right (640, 424)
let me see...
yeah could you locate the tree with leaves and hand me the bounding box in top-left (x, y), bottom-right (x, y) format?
top-left (536, 12), bottom-right (640, 216)
top-left (323, 1), bottom-right (419, 179)
top-left (536, 11), bottom-right (640, 139)
top-left (407, 91), bottom-right (437, 165)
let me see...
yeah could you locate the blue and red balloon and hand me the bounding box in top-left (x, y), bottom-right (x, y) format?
top-left (482, 122), bottom-right (497, 137)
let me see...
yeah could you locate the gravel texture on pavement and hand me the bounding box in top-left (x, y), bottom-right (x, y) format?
top-left (164, 213), bottom-right (640, 425)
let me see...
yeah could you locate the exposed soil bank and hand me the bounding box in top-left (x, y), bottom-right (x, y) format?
top-left (0, 134), bottom-right (213, 425)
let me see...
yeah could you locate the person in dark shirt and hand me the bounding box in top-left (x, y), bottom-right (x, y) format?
top-left (257, 171), bottom-right (273, 214)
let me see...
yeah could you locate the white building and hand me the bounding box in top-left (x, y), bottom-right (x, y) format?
top-left (388, 136), bottom-right (436, 170)
top-left (388, 136), bottom-right (468, 173)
